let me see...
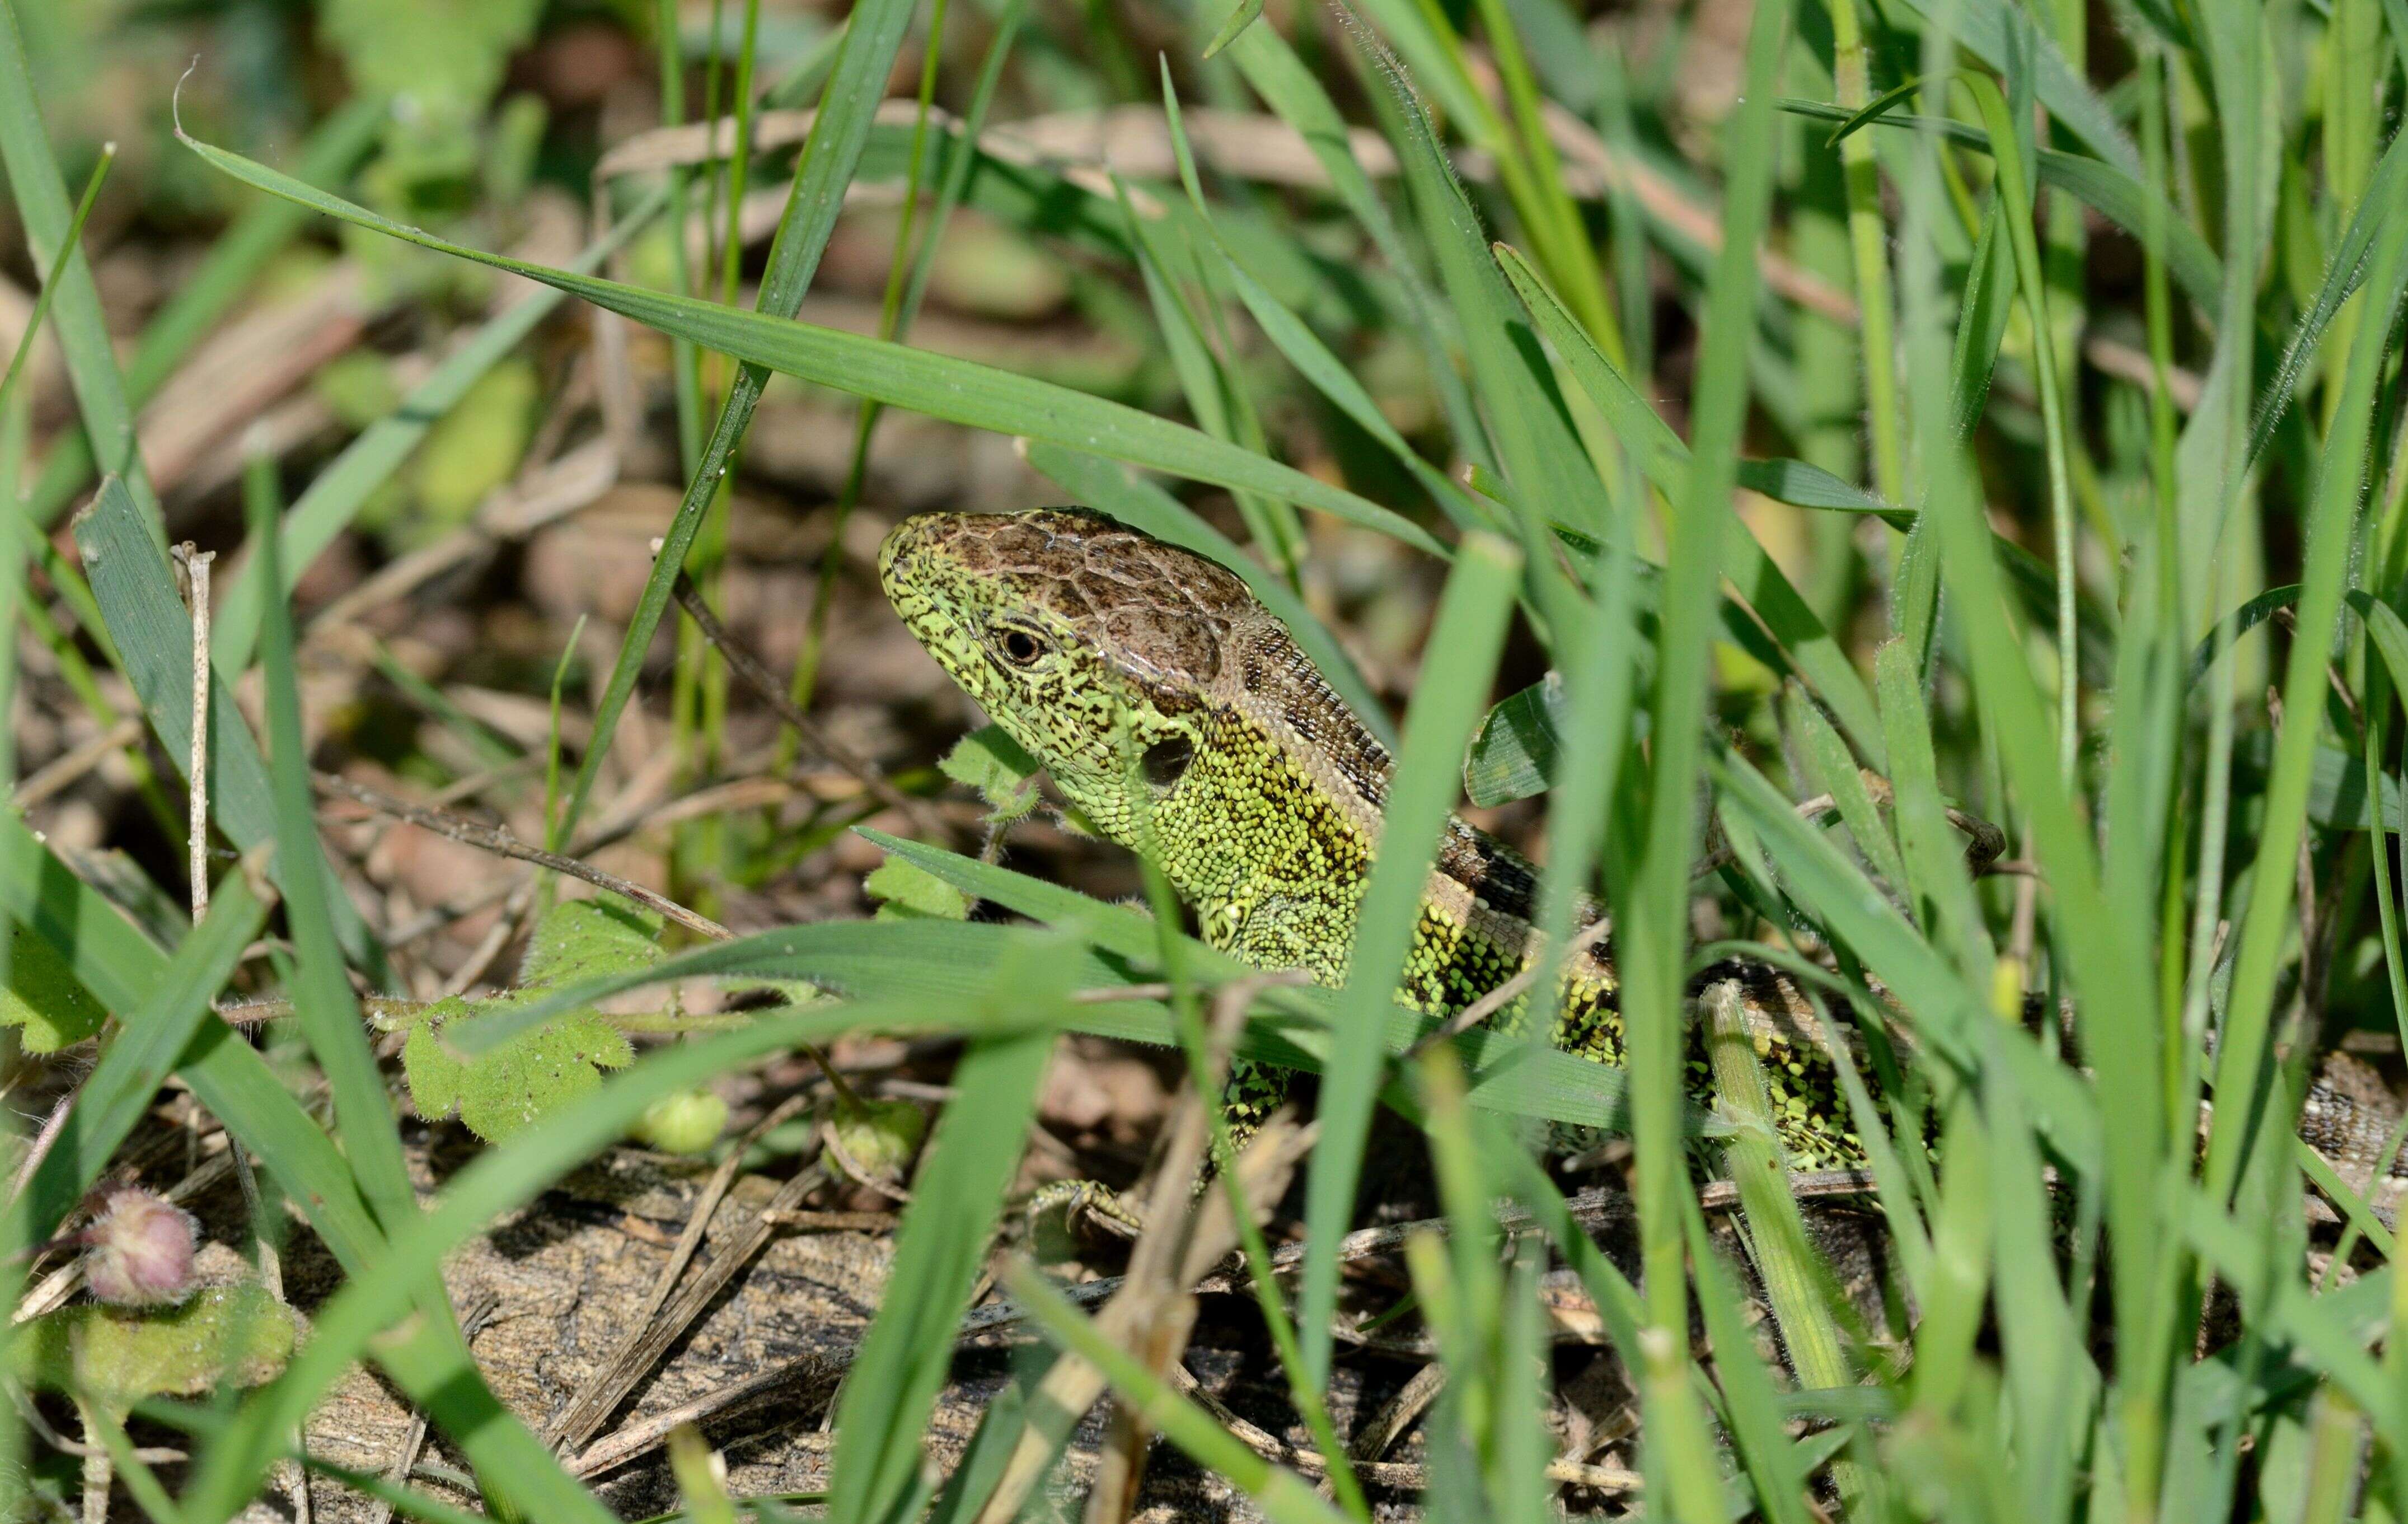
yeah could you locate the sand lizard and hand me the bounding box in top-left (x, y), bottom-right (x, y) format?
top-left (878, 507), bottom-right (2408, 1201)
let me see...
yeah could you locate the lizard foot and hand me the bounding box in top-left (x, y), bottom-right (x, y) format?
top-left (1028, 1178), bottom-right (1147, 1259)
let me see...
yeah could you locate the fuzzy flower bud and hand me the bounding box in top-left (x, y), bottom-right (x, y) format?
top-left (632, 1090), bottom-right (729, 1156)
top-left (826, 1096), bottom-right (927, 1187)
top-left (82, 1189), bottom-right (198, 1307)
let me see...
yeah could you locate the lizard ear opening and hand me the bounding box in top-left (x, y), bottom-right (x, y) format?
top-left (1140, 735), bottom-right (1194, 789)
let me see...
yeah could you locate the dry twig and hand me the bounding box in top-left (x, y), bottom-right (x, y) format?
top-left (311, 770), bottom-right (733, 941)
top-left (547, 1163), bottom-right (831, 1450)
top-left (546, 1096), bottom-right (814, 1448)
top-left (668, 571), bottom-right (952, 840)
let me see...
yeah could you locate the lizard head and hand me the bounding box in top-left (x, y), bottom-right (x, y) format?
top-left (878, 508), bottom-right (1258, 840)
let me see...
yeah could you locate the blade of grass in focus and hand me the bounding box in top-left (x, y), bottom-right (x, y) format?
top-left (552, 0), bottom-right (927, 844)
top-left (1287, 532), bottom-right (1522, 1390)
top-left (1619, 0), bottom-right (1783, 1405)
top-left (827, 1015), bottom-right (1056, 1521)
top-left (170, 128), bottom-right (1453, 559)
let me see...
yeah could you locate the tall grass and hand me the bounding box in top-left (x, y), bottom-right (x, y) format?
top-left (8, 0), bottom-right (2408, 1517)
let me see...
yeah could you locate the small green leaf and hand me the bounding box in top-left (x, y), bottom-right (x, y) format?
top-left (12, 1283), bottom-right (296, 1409)
top-left (866, 857), bottom-right (973, 922)
top-left (940, 724), bottom-right (1042, 823)
top-left (320, 0), bottom-right (541, 125)
top-left (402, 992), bottom-right (635, 1143)
top-left (1465, 673), bottom-right (1567, 808)
top-left (517, 897), bottom-right (666, 988)
top-left (400, 897), bottom-right (656, 1142)
top-left (400, 998), bottom-right (475, 1123)
top-left (1, 921), bottom-right (107, 1053)
top-left (827, 1094), bottom-right (930, 1185)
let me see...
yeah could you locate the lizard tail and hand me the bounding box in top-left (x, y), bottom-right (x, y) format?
top-left (2299, 1051), bottom-right (2408, 1183)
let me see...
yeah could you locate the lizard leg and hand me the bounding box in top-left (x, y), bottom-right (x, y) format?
top-left (1027, 1058), bottom-right (1293, 1254)
top-left (1028, 1178), bottom-right (1147, 1252)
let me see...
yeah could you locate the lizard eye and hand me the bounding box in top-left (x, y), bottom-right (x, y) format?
top-left (996, 628), bottom-right (1048, 667)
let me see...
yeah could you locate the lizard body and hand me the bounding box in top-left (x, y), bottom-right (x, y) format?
top-left (879, 508), bottom-right (2408, 1190)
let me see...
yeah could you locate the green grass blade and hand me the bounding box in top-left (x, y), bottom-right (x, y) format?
top-left (0, 2), bottom-right (151, 508)
top-left (1111, 148), bottom-right (1296, 576)
top-left (1962, 69), bottom-right (2083, 782)
top-left (1947, 191), bottom-right (2015, 437)
top-left (2205, 172), bottom-right (2408, 1199)
top-left (1353, 24), bottom-right (1608, 576)
top-left (1823, 0), bottom-right (1906, 507)
top-left (2, 649), bottom-right (384, 1274)
top-left (1787, 686), bottom-right (1906, 890)
top-left (245, 441), bottom-right (421, 1235)
top-left (827, 1023), bottom-right (1054, 1522)
top-left (1892, 43), bottom-right (2180, 1503)
top-left (1412, 1056), bottom-right (1512, 1513)
top-left (877, 830), bottom-right (1654, 1118)
top-left (1216, 10), bottom-right (1493, 470)
top-left (846, 118), bottom-right (1129, 264)
top-left (0, 139), bottom-right (109, 414)
top-left (0, 401), bottom-right (17, 789)
top-left (1881, 0), bottom-right (2139, 175)
top-left (2248, 123), bottom-right (2408, 464)
top-left (1822, 74), bottom-right (1934, 147)
top-left (1679, 1199), bottom-right (1819, 1524)
top-left (554, 0), bottom-right (926, 840)
top-left (1709, 749), bottom-right (2100, 1161)
top-left (0, 814), bottom-right (167, 1012)
top-left (1903, 1099), bottom-right (1994, 1417)
top-left (1163, 151), bottom-right (1491, 536)
top-left (456, 898), bottom-right (1673, 1134)
top-left (998, 1261), bottom-right (1351, 1523)
top-left (217, 380), bottom-right (620, 1524)
top-left (1778, 96), bottom-right (2219, 309)
top-left (174, 1015), bottom-right (612, 1524)
top-left (1491, 242), bottom-right (1890, 768)
top-left (173, 124), bottom-right (1450, 561)
top-left (1872, 641), bottom-right (1991, 973)
top-left (1294, 532), bottom-right (1522, 1389)
top-left (1622, 0), bottom-right (1784, 1380)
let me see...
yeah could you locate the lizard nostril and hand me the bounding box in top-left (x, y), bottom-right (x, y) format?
top-left (877, 518), bottom-right (931, 587)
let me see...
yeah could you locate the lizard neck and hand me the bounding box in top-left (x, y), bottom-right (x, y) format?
top-left (1125, 624), bottom-right (1386, 977)
top-left (1144, 699), bottom-right (1375, 976)
top-left (1131, 624), bottom-right (1564, 984)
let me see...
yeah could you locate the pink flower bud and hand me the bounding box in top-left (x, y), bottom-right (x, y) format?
top-left (82, 1189), bottom-right (198, 1308)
